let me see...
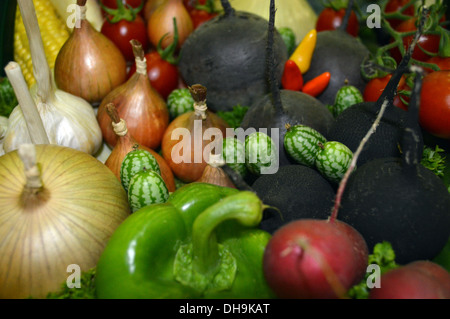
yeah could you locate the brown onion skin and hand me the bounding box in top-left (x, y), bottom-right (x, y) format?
top-left (161, 111), bottom-right (229, 183)
top-left (147, 0), bottom-right (194, 50)
top-left (97, 72), bottom-right (169, 150)
top-left (54, 20), bottom-right (127, 105)
top-left (196, 165), bottom-right (236, 189)
top-left (104, 132), bottom-right (176, 192)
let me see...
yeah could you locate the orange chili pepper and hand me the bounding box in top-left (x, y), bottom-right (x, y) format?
top-left (281, 59), bottom-right (304, 91)
top-left (302, 72), bottom-right (331, 97)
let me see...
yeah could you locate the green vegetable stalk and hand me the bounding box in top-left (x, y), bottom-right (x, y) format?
top-left (95, 182), bottom-right (275, 299)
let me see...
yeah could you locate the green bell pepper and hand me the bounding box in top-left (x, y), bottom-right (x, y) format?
top-left (95, 182), bottom-right (275, 299)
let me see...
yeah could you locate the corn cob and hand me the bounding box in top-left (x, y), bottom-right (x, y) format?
top-left (14, 0), bottom-right (70, 87)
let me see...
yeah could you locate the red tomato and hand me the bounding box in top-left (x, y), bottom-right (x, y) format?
top-left (190, 9), bottom-right (218, 29)
top-left (390, 17), bottom-right (441, 63)
top-left (101, 14), bottom-right (149, 62)
top-left (384, 0), bottom-right (415, 29)
top-left (419, 70), bottom-right (450, 139)
top-left (423, 56), bottom-right (450, 73)
top-left (363, 74), bottom-right (408, 110)
top-left (101, 0), bottom-right (144, 11)
top-left (316, 7), bottom-right (359, 37)
top-left (128, 50), bottom-right (180, 99)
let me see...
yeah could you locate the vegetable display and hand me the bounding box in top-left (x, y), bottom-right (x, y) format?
top-left (3, 0), bottom-right (450, 301)
top-left (100, 0), bottom-right (149, 62)
top-left (177, 0), bottom-right (288, 112)
top-left (240, 0), bottom-right (334, 167)
top-left (95, 183), bottom-right (275, 299)
top-left (4, 0), bottom-right (103, 156)
top-left (338, 63), bottom-right (450, 264)
top-left (161, 84), bottom-right (229, 182)
top-left (54, 0), bottom-right (127, 105)
top-left (97, 39), bottom-right (169, 150)
top-left (302, 0), bottom-right (369, 106)
top-left (102, 102), bottom-right (176, 192)
top-left (327, 13), bottom-right (426, 166)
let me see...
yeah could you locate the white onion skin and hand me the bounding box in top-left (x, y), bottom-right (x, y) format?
top-left (0, 144), bottom-right (130, 299)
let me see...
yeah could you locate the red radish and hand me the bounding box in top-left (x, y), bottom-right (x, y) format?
top-left (369, 261), bottom-right (450, 299)
top-left (263, 219), bottom-right (368, 299)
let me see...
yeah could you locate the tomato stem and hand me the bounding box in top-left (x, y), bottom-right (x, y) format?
top-left (157, 17), bottom-right (180, 65)
top-left (101, 0), bottom-right (143, 23)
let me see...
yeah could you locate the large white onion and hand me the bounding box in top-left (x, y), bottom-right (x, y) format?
top-left (0, 144), bottom-right (130, 299)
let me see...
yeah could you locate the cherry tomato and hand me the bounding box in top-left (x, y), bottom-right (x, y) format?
top-left (190, 9), bottom-right (218, 29)
top-left (423, 56), bottom-right (450, 73)
top-left (316, 7), bottom-right (359, 37)
top-left (128, 50), bottom-right (180, 100)
top-left (384, 0), bottom-right (415, 29)
top-left (419, 70), bottom-right (450, 139)
top-left (101, 14), bottom-right (149, 62)
top-left (363, 74), bottom-right (407, 110)
top-left (390, 17), bottom-right (441, 63)
top-left (101, 0), bottom-right (144, 12)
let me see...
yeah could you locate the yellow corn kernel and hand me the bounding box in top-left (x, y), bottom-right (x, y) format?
top-left (14, 0), bottom-right (70, 87)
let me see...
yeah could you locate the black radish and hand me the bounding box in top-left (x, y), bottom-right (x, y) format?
top-left (302, 0), bottom-right (370, 105)
top-left (240, 0), bottom-right (334, 167)
top-left (178, 0), bottom-right (288, 112)
top-left (337, 65), bottom-right (450, 265)
top-left (326, 11), bottom-right (427, 166)
top-left (251, 165), bottom-right (336, 234)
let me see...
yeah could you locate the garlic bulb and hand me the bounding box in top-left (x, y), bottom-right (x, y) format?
top-left (0, 116), bottom-right (8, 156)
top-left (4, 86), bottom-right (102, 155)
top-left (3, 0), bottom-right (103, 155)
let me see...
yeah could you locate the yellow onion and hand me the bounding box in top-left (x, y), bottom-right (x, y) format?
top-left (3, 0), bottom-right (102, 156)
top-left (103, 103), bottom-right (176, 192)
top-left (97, 40), bottom-right (169, 150)
top-left (147, 0), bottom-right (194, 49)
top-left (195, 152), bottom-right (236, 188)
top-left (144, 0), bottom-right (167, 21)
top-left (161, 84), bottom-right (229, 182)
top-left (54, 0), bottom-right (127, 105)
top-left (0, 144), bottom-right (130, 299)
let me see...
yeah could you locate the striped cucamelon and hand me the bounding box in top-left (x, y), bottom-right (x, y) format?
top-left (245, 132), bottom-right (278, 176)
top-left (315, 141), bottom-right (353, 184)
top-left (333, 85), bottom-right (364, 117)
top-left (284, 124), bottom-right (327, 167)
top-left (127, 169), bottom-right (169, 213)
top-left (120, 149), bottom-right (161, 192)
top-left (166, 88), bottom-right (194, 119)
top-left (222, 137), bottom-right (247, 177)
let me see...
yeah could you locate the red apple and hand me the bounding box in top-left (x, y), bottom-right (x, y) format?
top-left (263, 219), bottom-right (369, 299)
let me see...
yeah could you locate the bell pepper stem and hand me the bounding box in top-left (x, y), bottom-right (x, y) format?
top-left (191, 191), bottom-right (264, 279)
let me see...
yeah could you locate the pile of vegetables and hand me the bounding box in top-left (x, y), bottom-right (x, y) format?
top-left (0, 0), bottom-right (449, 300)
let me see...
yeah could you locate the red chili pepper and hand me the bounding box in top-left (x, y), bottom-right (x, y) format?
top-left (302, 72), bottom-right (331, 97)
top-left (281, 59), bottom-right (304, 91)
